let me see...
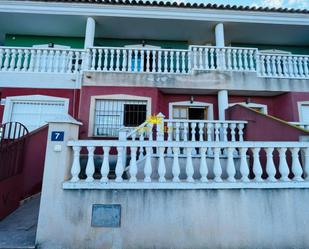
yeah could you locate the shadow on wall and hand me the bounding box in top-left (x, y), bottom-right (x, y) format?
top-left (225, 104), bottom-right (308, 141)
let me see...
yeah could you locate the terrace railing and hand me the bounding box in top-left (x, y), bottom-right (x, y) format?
top-left (65, 140), bottom-right (309, 188)
top-left (1, 45), bottom-right (308, 79)
top-left (0, 47), bottom-right (84, 73)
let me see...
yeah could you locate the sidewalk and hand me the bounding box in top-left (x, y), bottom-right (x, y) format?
top-left (0, 195), bottom-right (40, 249)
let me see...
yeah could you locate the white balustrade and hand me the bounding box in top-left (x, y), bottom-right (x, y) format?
top-left (0, 47), bottom-right (83, 73)
top-left (289, 122), bottom-right (309, 131)
top-left (66, 140), bottom-right (309, 186)
top-left (257, 53), bottom-right (309, 79)
top-left (87, 47), bottom-right (190, 74)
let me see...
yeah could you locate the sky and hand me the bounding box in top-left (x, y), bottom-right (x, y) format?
top-left (171, 0), bottom-right (309, 9)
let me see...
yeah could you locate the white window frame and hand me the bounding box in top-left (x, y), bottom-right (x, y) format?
top-left (228, 102), bottom-right (268, 114)
top-left (2, 95), bottom-right (69, 124)
top-left (168, 101), bottom-right (214, 120)
top-left (297, 101), bottom-right (309, 122)
top-left (89, 94), bottom-right (152, 137)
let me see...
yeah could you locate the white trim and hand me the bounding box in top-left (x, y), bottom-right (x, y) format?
top-left (2, 94), bottom-right (69, 124)
top-left (229, 102), bottom-right (268, 114)
top-left (168, 101), bottom-right (214, 120)
top-left (88, 94), bottom-right (152, 137)
top-left (297, 101), bottom-right (309, 122)
top-left (0, 1), bottom-right (309, 26)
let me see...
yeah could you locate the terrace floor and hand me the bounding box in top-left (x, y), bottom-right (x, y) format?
top-left (0, 195), bottom-right (40, 249)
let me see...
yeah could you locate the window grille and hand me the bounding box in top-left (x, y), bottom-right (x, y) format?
top-left (94, 99), bottom-right (147, 137)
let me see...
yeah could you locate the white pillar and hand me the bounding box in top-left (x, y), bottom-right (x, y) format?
top-left (218, 90), bottom-right (228, 121)
top-left (84, 17), bottom-right (96, 49)
top-left (215, 23), bottom-right (225, 47)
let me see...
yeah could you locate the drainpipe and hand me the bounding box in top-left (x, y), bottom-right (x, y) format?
top-left (84, 17), bottom-right (96, 49)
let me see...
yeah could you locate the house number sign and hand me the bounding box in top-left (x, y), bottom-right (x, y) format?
top-left (51, 131), bottom-right (64, 141)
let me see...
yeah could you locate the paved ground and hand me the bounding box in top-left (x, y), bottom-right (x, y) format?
top-left (0, 195), bottom-right (40, 249)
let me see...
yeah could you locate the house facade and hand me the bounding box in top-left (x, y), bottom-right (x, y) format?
top-left (1, 1), bottom-right (309, 248)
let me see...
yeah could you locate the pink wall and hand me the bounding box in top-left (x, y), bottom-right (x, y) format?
top-left (226, 104), bottom-right (308, 141)
top-left (0, 88), bottom-right (80, 122)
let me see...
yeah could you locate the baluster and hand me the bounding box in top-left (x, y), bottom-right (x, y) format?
top-left (192, 47), bottom-right (198, 70)
top-left (221, 48), bottom-right (226, 70)
top-left (158, 147), bottom-right (166, 182)
top-left (226, 49), bottom-right (232, 70)
top-left (115, 49), bottom-right (120, 71)
top-left (74, 51), bottom-right (81, 73)
top-left (146, 50), bottom-right (150, 72)
top-left (265, 55), bottom-right (271, 76)
top-left (147, 123), bottom-right (154, 141)
top-left (191, 122), bottom-right (196, 142)
top-left (28, 49), bottom-right (35, 72)
top-left (226, 147), bottom-right (236, 182)
top-left (9, 49), bottom-right (17, 71)
top-left (198, 122), bottom-right (204, 141)
top-left (41, 49), bottom-right (49, 72)
top-left (232, 49), bottom-right (237, 70)
top-left (169, 51), bottom-right (174, 73)
top-left (100, 146), bottom-right (110, 182)
top-left (237, 123), bottom-right (245, 142)
top-left (172, 147), bottom-right (180, 182)
top-left (210, 48), bottom-right (215, 69)
top-left (115, 147), bottom-right (124, 182)
top-left (240, 147), bottom-right (250, 182)
top-left (158, 50), bottom-right (162, 73)
top-left (140, 50), bottom-right (144, 72)
top-left (304, 147), bottom-right (309, 181)
top-left (144, 147), bottom-right (152, 182)
top-left (175, 122), bottom-right (180, 142)
top-left (282, 56), bottom-right (288, 77)
top-left (3, 49), bottom-right (10, 70)
top-left (85, 146), bottom-right (95, 182)
top-left (252, 147), bottom-right (263, 182)
top-left (35, 50), bottom-right (42, 72)
top-left (175, 51), bottom-right (180, 73)
top-left (167, 122), bottom-right (173, 154)
top-left (259, 55), bottom-right (266, 76)
top-left (222, 123), bottom-right (228, 142)
top-left (213, 147), bottom-right (222, 182)
top-left (243, 50), bottom-right (248, 71)
top-left (293, 57), bottom-right (299, 77)
top-left (97, 49), bottom-right (103, 71)
top-left (67, 51), bottom-right (73, 73)
top-left (15, 49), bottom-right (23, 71)
top-left (200, 147), bottom-right (208, 182)
top-left (298, 57), bottom-right (304, 78)
top-left (276, 56), bottom-right (282, 77)
top-left (279, 148), bottom-right (290, 181)
top-left (216, 48), bottom-right (221, 70)
top-left (0, 49), bottom-right (4, 70)
top-left (129, 147), bottom-right (138, 182)
top-left (186, 147), bottom-right (194, 182)
top-left (206, 123), bottom-right (213, 156)
top-left (60, 51), bottom-right (67, 73)
top-left (53, 50), bottom-right (60, 72)
top-left (271, 55), bottom-right (277, 76)
top-left (287, 56), bottom-right (294, 77)
top-left (303, 57), bottom-right (309, 77)
top-left (248, 50), bottom-right (255, 71)
top-left (47, 50), bottom-right (55, 72)
top-left (22, 49), bottom-right (30, 72)
top-left (133, 49), bottom-right (138, 72)
top-left (183, 122), bottom-right (188, 142)
top-left (109, 49), bottom-right (115, 71)
top-left (181, 51), bottom-right (186, 73)
top-left (122, 49), bottom-right (127, 72)
top-left (291, 147), bottom-right (303, 181)
top-left (163, 50), bottom-right (168, 73)
top-left (266, 147), bottom-right (276, 182)
top-left (139, 131), bottom-right (145, 158)
top-left (152, 50), bottom-right (157, 72)
top-left (103, 49), bottom-right (108, 71)
top-left (204, 48), bottom-right (209, 70)
top-left (230, 123), bottom-right (236, 142)
top-left (214, 123), bottom-right (220, 142)
top-left (238, 50), bottom-right (243, 71)
top-left (70, 146), bottom-right (81, 182)
top-left (198, 48), bottom-right (203, 70)
top-left (127, 49), bottom-right (132, 72)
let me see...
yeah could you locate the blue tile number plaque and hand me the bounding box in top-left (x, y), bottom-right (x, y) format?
top-left (91, 204), bottom-right (121, 227)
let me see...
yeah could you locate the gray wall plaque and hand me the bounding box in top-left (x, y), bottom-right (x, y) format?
top-left (91, 204), bottom-right (121, 227)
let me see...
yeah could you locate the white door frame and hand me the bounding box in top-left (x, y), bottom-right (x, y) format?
top-left (168, 101), bottom-right (214, 120)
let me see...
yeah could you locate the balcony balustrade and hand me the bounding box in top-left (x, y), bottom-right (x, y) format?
top-left (0, 45), bottom-right (309, 79)
top-left (64, 140), bottom-right (309, 189)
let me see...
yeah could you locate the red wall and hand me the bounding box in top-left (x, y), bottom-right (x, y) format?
top-left (0, 88), bottom-right (80, 122)
top-left (226, 104), bottom-right (308, 141)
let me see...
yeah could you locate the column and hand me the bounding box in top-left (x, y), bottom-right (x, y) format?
top-left (215, 23), bottom-right (225, 47)
top-left (84, 17), bottom-right (96, 48)
top-left (218, 90), bottom-right (228, 120)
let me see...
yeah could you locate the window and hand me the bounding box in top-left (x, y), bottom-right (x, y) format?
top-left (94, 99), bottom-right (147, 137)
top-left (298, 102), bottom-right (309, 123)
